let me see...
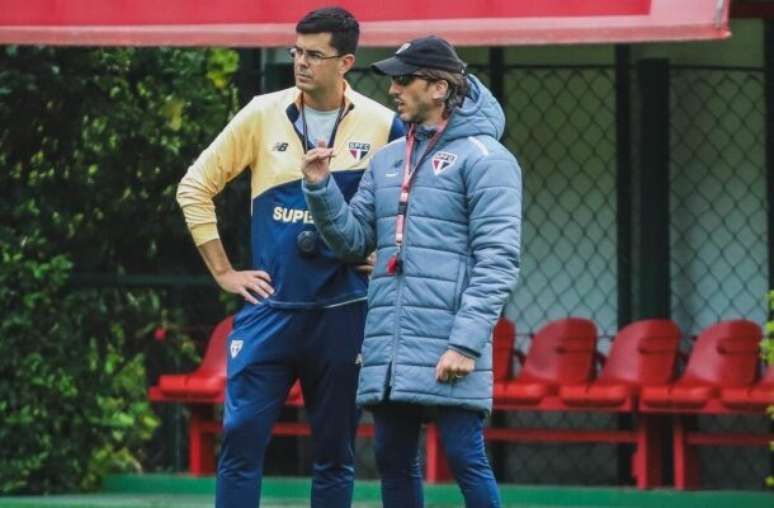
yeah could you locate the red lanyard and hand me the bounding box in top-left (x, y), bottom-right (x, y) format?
top-left (387, 120), bottom-right (448, 275)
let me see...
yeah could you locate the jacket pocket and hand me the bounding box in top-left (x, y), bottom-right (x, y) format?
top-left (453, 259), bottom-right (469, 311)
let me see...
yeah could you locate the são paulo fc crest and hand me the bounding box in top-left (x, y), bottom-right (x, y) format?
top-left (348, 141), bottom-right (371, 161)
top-left (432, 151), bottom-right (458, 175)
top-left (230, 339), bottom-right (243, 359)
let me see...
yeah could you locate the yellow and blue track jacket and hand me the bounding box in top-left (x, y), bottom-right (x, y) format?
top-left (177, 84), bottom-right (404, 309)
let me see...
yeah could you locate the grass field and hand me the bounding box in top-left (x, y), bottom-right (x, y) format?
top-left (0, 475), bottom-right (770, 508)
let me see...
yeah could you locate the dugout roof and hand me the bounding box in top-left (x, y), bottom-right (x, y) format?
top-left (0, 0), bottom-right (731, 47)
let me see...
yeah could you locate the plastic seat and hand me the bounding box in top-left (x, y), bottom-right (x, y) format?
top-left (561, 319), bottom-right (680, 408)
top-left (721, 363), bottom-right (774, 411)
top-left (640, 320), bottom-right (761, 410)
top-left (154, 316), bottom-right (233, 401)
top-left (499, 318), bottom-right (597, 405)
top-left (148, 316), bottom-right (311, 475)
top-left (151, 316), bottom-right (307, 406)
top-left (489, 318), bottom-right (669, 490)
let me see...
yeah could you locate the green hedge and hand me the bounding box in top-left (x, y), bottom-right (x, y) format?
top-left (767, 291), bottom-right (774, 489)
top-left (0, 46), bottom-right (241, 493)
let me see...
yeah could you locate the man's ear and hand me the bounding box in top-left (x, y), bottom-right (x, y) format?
top-left (432, 80), bottom-right (450, 101)
top-left (339, 54), bottom-right (355, 75)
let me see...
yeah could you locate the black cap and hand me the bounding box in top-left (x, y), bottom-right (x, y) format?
top-left (371, 35), bottom-right (466, 76)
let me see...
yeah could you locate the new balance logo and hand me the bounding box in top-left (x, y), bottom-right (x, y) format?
top-left (272, 142), bottom-right (289, 152)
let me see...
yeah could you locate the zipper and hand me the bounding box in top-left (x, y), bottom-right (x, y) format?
top-left (387, 279), bottom-right (403, 392)
top-left (387, 133), bottom-right (447, 391)
top-left (387, 146), bottom-right (416, 391)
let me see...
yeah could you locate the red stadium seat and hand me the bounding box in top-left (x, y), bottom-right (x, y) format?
top-left (152, 316), bottom-right (232, 401)
top-left (488, 318), bottom-right (671, 489)
top-left (148, 316), bottom-right (234, 475)
top-left (560, 319), bottom-right (680, 409)
top-left (637, 319), bottom-right (766, 490)
top-left (640, 320), bottom-right (761, 410)
top-left (720, 363), bottom-right (774, 411)
top-left (498, 318), bottom-right (597, 405)
top-left (487, 318), bottom-right (766, 490)
top-left (149, 316), bottom-right (308, 475)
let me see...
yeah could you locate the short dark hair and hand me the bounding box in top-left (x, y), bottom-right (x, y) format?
top-left (296, 7), bottom-right (360, 56)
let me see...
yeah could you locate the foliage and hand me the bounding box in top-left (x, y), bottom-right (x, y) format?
top-left (767, 291), bottom-right (773, 488)
top-left (0, 45), bottom-right (241, 493)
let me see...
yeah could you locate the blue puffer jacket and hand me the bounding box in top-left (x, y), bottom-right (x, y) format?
top-left (303, 75), bottom-right (521, 413)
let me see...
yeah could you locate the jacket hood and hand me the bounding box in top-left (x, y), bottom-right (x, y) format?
top-left (444, 74), bottom-right (505, 142)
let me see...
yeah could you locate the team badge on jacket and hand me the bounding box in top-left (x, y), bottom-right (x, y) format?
top-left (432, 151), bottom-right (457, 175)
top-left (348, 141), bottom-right (371, 161)
top-left (230, 339), bottom-right (243, 359)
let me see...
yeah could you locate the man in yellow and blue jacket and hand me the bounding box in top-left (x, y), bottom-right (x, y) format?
top-left (176, 7), bottom-right (403, 507)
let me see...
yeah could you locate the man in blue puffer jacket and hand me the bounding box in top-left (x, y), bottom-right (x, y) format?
top-left (301, 35), bottom-right (521, 507)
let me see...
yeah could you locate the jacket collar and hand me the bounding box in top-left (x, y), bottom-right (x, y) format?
top-left (291, 80), bottom-right (355, 113)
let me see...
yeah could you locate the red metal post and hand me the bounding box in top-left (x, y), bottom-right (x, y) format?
top-left (189, 405), bottom-right (217, 476)
top-left (424, 424), bottom-right (453, 483)
top-left (633, 413), bottom-right (663, 489)
top-left (673, 415), bottom-right (700, 490)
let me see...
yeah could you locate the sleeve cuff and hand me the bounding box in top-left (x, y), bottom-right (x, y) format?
top-left (190, 223), bottom-right (220, 246)
top-left (448, 345), bottom-right (479, 359)
top-left (302, 174), bottom-right (331, 191)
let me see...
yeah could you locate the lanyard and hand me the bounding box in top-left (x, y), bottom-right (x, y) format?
top-left (387, 120), bottom-right (448, 275)
top-left (299, 94), bottom-right (347, 153)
